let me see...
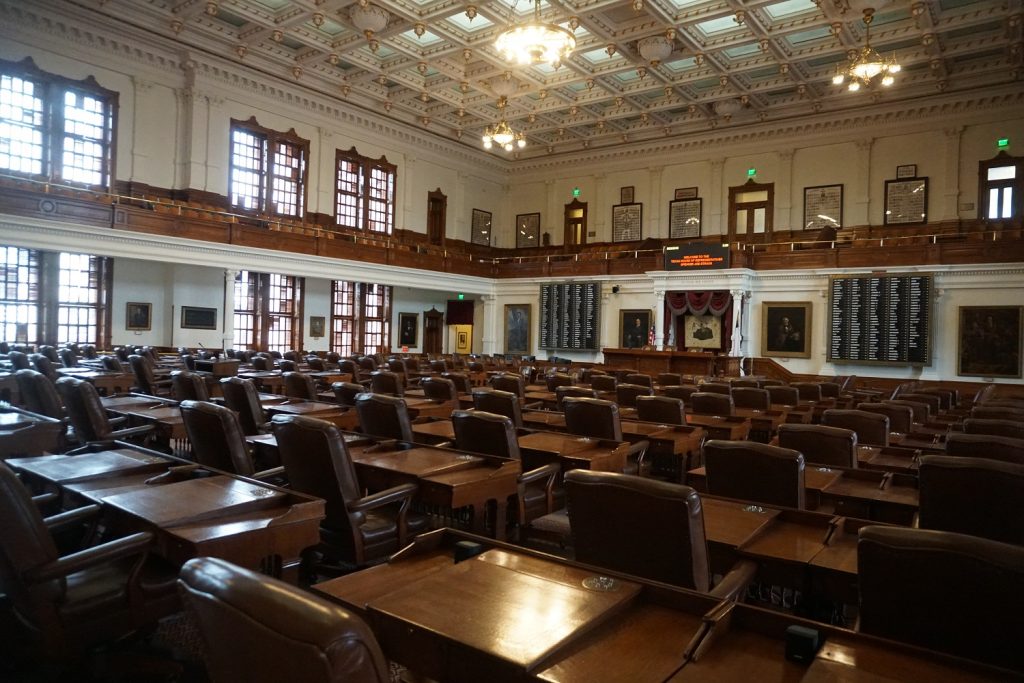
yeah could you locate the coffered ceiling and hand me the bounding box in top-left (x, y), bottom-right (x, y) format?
top-left (73, 0), bottom-right (1022, 158)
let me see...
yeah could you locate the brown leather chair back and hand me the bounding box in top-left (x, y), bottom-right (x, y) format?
top-left (128, 354), bottom-right (161, 396)
top-left (451, 409), bottom-right (520, 459)
top-left (421, 376), bottom-right (458, 402)
top-left (690, 391), bottom-right (734, 416)
top-left (700, 382), bottom-right (731, 396)
top-left (220, 377), bottom-right (267, 436)
top-left (730, 379), bottom-right (761, 388)
top-left (354, 393), bottom-right (414, 442)
top-left (58, 347), bottom-right (77, 368)
top-left (282, 351), bottom-right (300, 362)
top-left (332, 381), bottom-right (365, 407)
top-left (55, 376), bottom-right (114, 441)
top-left (821, 409), bottom-right (889, 447)
top-left (971, 406), bottom-right (1024, 421)
top-left (563, 397), bottom-right (622, 440)
top-left (818, 382), bottom-right (841, 399)
top-left (884, 399), bottom-right (930, 423)
top-left (471, 387), bottom-right (523, 428)
top-left (30, 354), bottom-right (58, 382)
top-left (635, 395), bottom-right (686, 425)
top-left (898, 392), bottom-right (942, 415)
top-left (919, 454), bottom-right (1024, 545)
top-left (731, 387), bottom-right (770, 410)
top-left (555, 385), bottom-right (597, 410)
top-left (590, 374), bottom-right (617, 392)
top-left (545, 373), bottom-right (574, 391)
top-left (857, 402), bottom-right (913, 433)
top-left (179, 556), bottom-right (389, 683)
top-left (766, 385), bottom-right (800, 406)
top-left (915, 387), bottom-right (954, 410)
top-left (656, 373), bottom-right (682, 386)
top-left (338, 359), bottom-right (361, 380)
top-left (624, 373), bottom-right (654, 389)
top-left (962, 418), bottom-right (1024, 440)
top-left (357, 356), bottom-right (377, 372)
top-left (664, 384), bottom-right (700, 402)
top-left (857, 525), bottom-right (1024, 671)
top-left (703, 440), bottom-right (805, 509)
top-left (565, 469), bottom-right (710, 590)
top-left (101, 355), bottom-right (122, 373)
top-left (791, 382), bottom-right (823, 402)
top-left (489, 372), bottom-right (526, 398)
top-left (277, 360), bottom-right (297, 373)
top-left (430, 359), bottom-right (448, 373)
top-left (945, 433), bottom-right (1024, 464)
top-left (778, 423), bottom-right (857, 468)
top-left (251, 356), bottom-right (273, 371)
top-left (284, 372), bottom-right (318, 400)
top-left (307, 357), bottom-right (326, 372)
top-left (441, 372), bottom-right (472, 394)
top-left (7, 350), bottom-right (30, 370)
top-left (180, 400), bottom-right (256, 476)
top-left (615, 382), bottom-right (653, 408)
top-left (172, 370), bottom-right (210, 402)
top-left (369, 370), bottom-right (404, 397)
top-left (37, 345), bottom-right (59, 363)
top-left (15, 369), bottom-right (63, 419)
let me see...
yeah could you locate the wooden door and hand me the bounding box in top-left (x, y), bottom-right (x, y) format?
top-left (423, 307), bottom-right (444, 355)
top-left (564, 199), bottom-right (588, 246)
top-left (427, 189), bottom-right (446, 246)
top-left (728, 180), bottom-right (774, 242)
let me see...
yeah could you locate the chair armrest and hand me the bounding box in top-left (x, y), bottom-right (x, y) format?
top-left (523, 401), bottom-right (544, 410)
top-left (109, 424), bottom-right (156, 439)
top-left (626, 439), bottom-right (650, 456)
top-left (108, 415), bottom-right (129, 428)
top-left (32, 492), bottom-right (60, 508)
top-left (708, 559), bottom-right (758, 601)
top-left (349, 483), bottom-right (418, 513)
top-left (43, 504), bottom-right (102, 532)
top-left (252, 466), bottom-right (287, 482)
top-left (25, 531), bottom-right (154, 583)
top-left (518, 462), bottom-right (560, 487)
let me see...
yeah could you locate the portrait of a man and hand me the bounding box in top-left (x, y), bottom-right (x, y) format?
top-left (958, 306), bottom-right (1022, 378)
top-left (505, 304), bottom-right (530, 354)
top-left (620, 310), bottom-right (651, 349)
top-left (126, 302), bottom-right (151, 331)
top-left (399, 313), bottom-right (417, 347)
top-left (762, 302), bottom-right (812, 358)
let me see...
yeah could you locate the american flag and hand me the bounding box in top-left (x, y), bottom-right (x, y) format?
top-left (648, 324), bottom-right (655, 346)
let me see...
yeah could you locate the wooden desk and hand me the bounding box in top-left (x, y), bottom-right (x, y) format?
top-left (57, 368), bottom-right (133, 395)
top-left (601, 348), bottom-right (717, 376)
top-left (239, 371), bottom-right (286, 394)
top-left (857, 445), bottom-right (920, 473)
top-left (411, 418), bottom-right (455, 445)
top-left (771, 402), bottom-right (814, 424)
top-left (403, 396), bottom-right (457, 419)
top-left (733, 407), bottom-right (788, 441)
top-left (0, 405), bottom-right (64, 458)
top-left (194, 358), bottom-right (240, 377)
top-left (8, 448), bottom-right (170, 489)
top-left (685, 414), bottom-right (751, 441)
top-left (261, 396), bottom-right (358, 430)
top-left (821, 469), bottom-right (919, 525)
top-left (620, 421), bottom-right (706, 483)
top-left (521, 410), bottom-right (566, 431)
top-left (517, 431), bottom-right (630, 473)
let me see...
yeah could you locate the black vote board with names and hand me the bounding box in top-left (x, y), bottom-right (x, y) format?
top-left (539, 283), bottom-right (601, 350)
top-left (828, 274), bottom-right (931, 364)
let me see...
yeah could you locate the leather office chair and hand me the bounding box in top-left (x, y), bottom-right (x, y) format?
top-left (38, 345), bottom-right (60, 363)
top-left (7, 350), bottom-right (31, 370)
top-left (818, 382), bottom-right (842, 399)
top-left (731, 387), bottom-right (771, 410)
top-left (766, 385), bottom-right (800, 406)
top-left (970, 406), bottom-right (1024, 421)
top-left (179, 353), bottom-right (197, 371)
top-left (615, 382), bottom-right (653, 408)
top-left (962, 417), bottom-right (1024, 440)
top-left (251, 355), bottom-right (273, 371)
top-left (277, 360), bottom-right (297, 373)
top-left (15, 369), bottom-right (64, 420)
top-left (562, 397), bottom-right (649, 476)
top-left (821, 408), bottom-right (889, 447)
top-left (915, 387), bottom-right (955, 410)
top-left (128, 354), bottom-right (173, 397)
top-left (635, 395), bottom-right (686, 426)
top-left (369, 370), bottom-right (404, 397)
top-left (918, 454), bottom-right (1024, 546)
top-left (282, 351), bottom-right (300, 362)
top-left (664, 384), bottom-right (700, 402)
top-left (945, 433), bottom-right (1024, 464)
top-left (702, 440), bottom-right (805, 509)
top-left (219, 376), bottom-right (270, 436)
top-left (656, 373), bottom-right (682, 387)
top-left (180, 400), bottom-right (282, 480)
top-left (790, 382), bottom-right (823, 402)
top-left (354, 393), bottom-right (415, 442)
top-left (856, 402), bottom-right (913, 433)
top-left (284, 371), bottom-right (318, 400)
top-left (332, 381), bottom-right (366, 408)
top-left (271, 414), bottom-right (422, 568)
top-left (114, 347), bottom-right (130, 363)
top-left (978, 398), bottom-right (1024, 410)
top-left (421, 376), bottom-right (459, 403)
top-left (565, 469), bottom-right (755, 597)
top-left (730, 378), bottom-right (761, 388)
top-left (624, 373), bottom-right (654, 389)
top-left (100, 355), bottom-right (123, 373)
top-left (450, 410), bottom-right (560, 530)
top-left (80, 344), bottom-right (97, 360)
top-left (898, 392), bottom-right (942, 415)
top-left (442, 372), bottom-right (472, 394)
top-left (490, 372), bottom-right (527, 398)
top-left (178, 557), bottom-right (390, 683)
top-left (777, 423), bottom-right (857, 468)
top-left (171, 370), bottom-right (210, 402)
top-left (690, 391), bottom-right (734, 416)
top-left (29, 354), bottom-right (59, 382)
top-left (357, 356), bottom-right (378, 374)
top-left (471, 387), bottom-right (524, 428)
top-left (590, 374), bottom-right (617, 392)
top-left (700, 382), bottom-right (731, 396)
top-left (325, 352), bottom-right (342, 366)
top-left (0, 461), bottom-right (178, 661)
top-left (857, 525), bottom-right (1024, 671)
top-left (884, 398), bottom-right (931, 423)
top-left (430, 359), bottom-right (448, 373)
top-left (55, 376), bottom-right (154, 445)
top-left (545, 373), bottom-right (574, 391)
top-left (306, 357), bottom-right (326, 372)
top-left (555, 385), bottom-right (597, 410)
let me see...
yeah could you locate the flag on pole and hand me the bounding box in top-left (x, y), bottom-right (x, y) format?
top-left (648, 324), bottom-right (655, 347)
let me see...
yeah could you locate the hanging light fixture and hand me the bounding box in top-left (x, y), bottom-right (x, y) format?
top-left (495, 0), bottom-right (576, 69)
top-left (832, 8), bottom-right (900, 91)
top-left (481, 98), bottom-right (526, 152)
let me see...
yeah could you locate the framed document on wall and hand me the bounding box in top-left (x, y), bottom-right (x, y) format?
top-left (803, 184), bottom-right (842, 230)
top-left (612, 203), bottom-right (642, 242)
top-left (669, 198), bottom-right (702, 238)
top-left (471, 209), bottom-right (492, 245)
top-left (884, 178), bottom-right (928, 225)
top-left (515, 213), bottom-right (540, 248)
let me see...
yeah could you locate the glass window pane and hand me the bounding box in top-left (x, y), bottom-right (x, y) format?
top-left (987, 165), bottom-right (1016, 181)
top-left (989, 188), bottom-right (1001, 219)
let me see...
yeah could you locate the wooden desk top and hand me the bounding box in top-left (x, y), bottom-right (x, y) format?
top-left (685, 414), bottom-right (751, 440)
top-left (521, 410), bottom-right (566, 430)
top-left (701, 497), bottom-right (781, 549)
top-left (517, 431), bottom-right (630, 471)
top-left (737, 509), bottom-right (834, 566)
top-left (733, 407), bottom-right (788, 430)
top-left (351, 444), bottom-right (483, 478)
top-left (8, 448), bottom-right (169, 484)
top-left (264, 399), bottom-right (346, 416)
top-left (411, 419), bottom-right (455, 441)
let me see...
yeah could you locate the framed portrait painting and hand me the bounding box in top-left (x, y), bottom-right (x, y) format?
top-left (762, 302), bottom-right (812, 359)
top-left (684, 314), bottom-right (721, 350)
top-left (619, 310), bottom-right (650, 349)
top-left (398, 312), bottom-right (418, 347)
top-left (958, 306), bottom-right (1022, 378)
top-left (504, 304), bottom-right (531, 355)
top-left (309, 316), bottom-right (325, 338)
top-left (126, 302), bottom-right (152, 331)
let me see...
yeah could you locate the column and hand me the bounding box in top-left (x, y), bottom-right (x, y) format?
top-left (943, 127), bottom-right (963, 220)
top-left (223, 269), bottom-right (239, 352)
top-left (480, 294), bottom-right (497, 356)
top-left (729, 289), bottom-right (746, 359)
top-left (853, 139), bottom-right (873, 226)
top-left (593, 173), bottom-right (606, 240)
top-left (545, 179), bottom-right (557, 245)
top-left (404, 156), bottom-right (417, 231)
top-left (648, 167), bottom-right (664, 237)
top-left (776, 150), bottom-right (793, 230)
top-left (654, 289), bottom-right (666, 350)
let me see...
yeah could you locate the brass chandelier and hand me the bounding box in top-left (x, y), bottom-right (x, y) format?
top-left (832, 8), bottom-right (900, 91)
top-left (494, 0), bottom-right (576, 69)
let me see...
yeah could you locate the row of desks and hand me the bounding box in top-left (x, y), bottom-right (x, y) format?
top-left (313, 528), bottom-right (1009, 682)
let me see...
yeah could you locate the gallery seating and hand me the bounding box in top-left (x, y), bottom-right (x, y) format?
top-left (178, 557), bottom-right (391, 683)
top-left (702, 440), bottom-right (805, 509)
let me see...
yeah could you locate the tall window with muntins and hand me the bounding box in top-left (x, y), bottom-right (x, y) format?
top-left (229, 117), bottom-right (308, 218)
top-left (0, 246), bottom-right (39, 343)
top-left (0, 58), bottom-right (117, 189)
top-left (56, 252), bottom-right (101, 345)
top-left (978, 152), bottom-right (1022, 223)
top-left (986, 166), bottom-right (1015, 220)
top-left (329, 281), bottom-right (391, 355)
top-left (233, 271), bottom-right (257, 350)
top-left (233, 270), bottom-right (303, 352)
top-left (334, 148), bottom-right (396, 234)
top-left (264, 273), bottom-right (298, 353)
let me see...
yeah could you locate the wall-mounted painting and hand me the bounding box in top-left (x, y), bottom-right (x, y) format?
top-left (958, 306), bottom-right (1022, 378)
top-left (684, 314), bottom-right (721, 350)
top-left (126, 302), bottom-right (152, 331)
top-left (309, 316), bottom-right (325, 338)
top-left (398, 312), bottom-right (418, 347)
top-left (619, 310), bottom-right (650, 349)
top-left (180, 306), bottom-right (217, 330)
top-left (762, 302), bottom-right (812, 359)
top-left (504, 304), bottom-right (531, 354)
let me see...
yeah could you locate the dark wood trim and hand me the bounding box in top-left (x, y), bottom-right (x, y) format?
top-left (229, 117), bottom-right (310, 220)
top-left (728, 178), bottom-right (774, 242)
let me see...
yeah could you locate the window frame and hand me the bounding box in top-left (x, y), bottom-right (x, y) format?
top-left (0, 57), bottom-right (118, 191)
top-left (978, 151), bottom-right (1023, 223)
top-left (330, 281), bottom-right (392, 355)
top-left (334, 147), bottom-right (397, 234)
top-left (233, 270), bottom-right (304, 352)
top-left (229, 116), bottom-right (309, 219)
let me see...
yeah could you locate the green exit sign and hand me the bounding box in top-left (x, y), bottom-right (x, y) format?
top-left (572, 187), bottom-right (580, 198)
top-left (998, 138), bottom-right (1009, 149)
top-left (747, 167), bottom-right (757, 178)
